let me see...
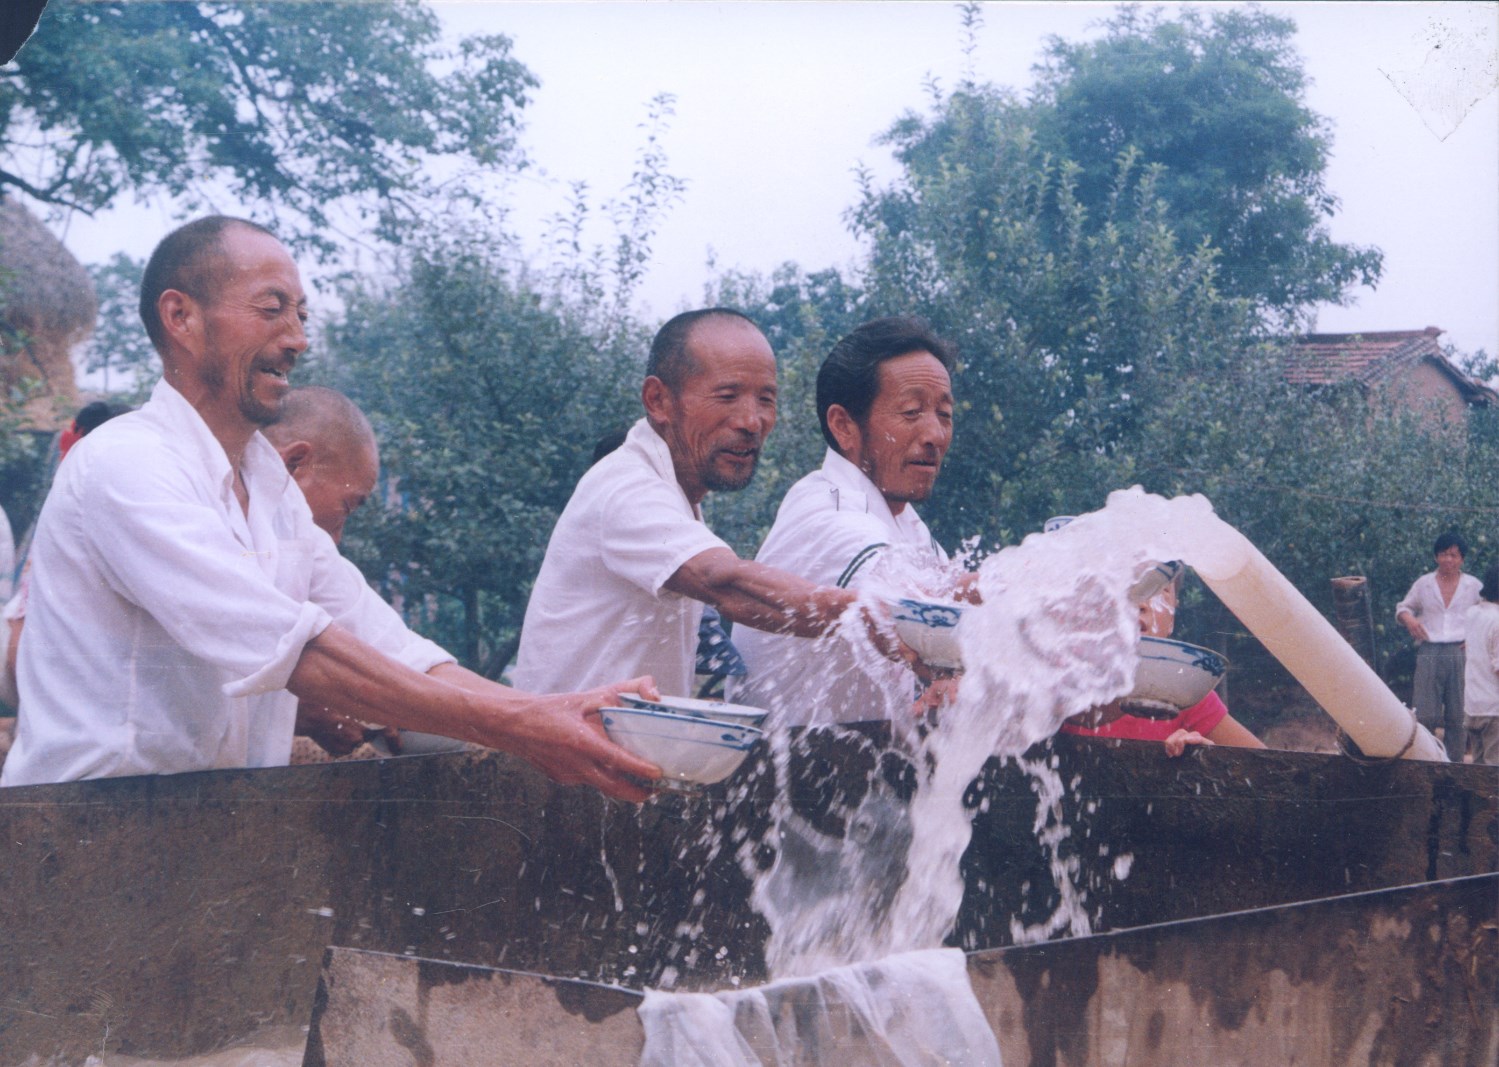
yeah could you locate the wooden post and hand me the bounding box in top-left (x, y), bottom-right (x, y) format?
top-left (1330, 576), bottom-right (1379, 675)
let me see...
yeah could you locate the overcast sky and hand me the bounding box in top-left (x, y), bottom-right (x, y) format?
top-left (59, 1), bottom-right (1499, 360)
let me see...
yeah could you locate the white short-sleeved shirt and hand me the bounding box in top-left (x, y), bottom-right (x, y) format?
top-left (510, 418), bottom-right (730, 698)
top-left (0, 379), bottom-right (452, 786)
top-left (1465, 601), bottom-right (1499, 719)
top-left (731, 448), bottom-right (948, 727)
top-left (1396, 571), bottom-right (1482, 643)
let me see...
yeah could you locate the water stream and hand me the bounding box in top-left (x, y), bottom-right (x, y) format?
top-left (81, 490), bottom-right (1258, 1065)
top-left (749, 487), bottom-right (1186, 979)
top-left (641, 490), bottom-right (1203, 1061)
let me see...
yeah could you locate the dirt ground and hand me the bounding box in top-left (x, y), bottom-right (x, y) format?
top-left (1258, 709), bottom-right (1343, 754)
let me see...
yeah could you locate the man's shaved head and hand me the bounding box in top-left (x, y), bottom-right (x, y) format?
top-left (263, 386), bottom-right (376, 457)
top-left (139, 215), bottom-right (278, 351)
top-left (264, 386), bottom-right (379, 543)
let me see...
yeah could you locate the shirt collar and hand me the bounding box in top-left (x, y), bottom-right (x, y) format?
top-left (818, 447), bottom-right (912, 534)
top-left (148, 378), bottom-right (291, 504)
top-left (626, 418), bottom-right (702, 518)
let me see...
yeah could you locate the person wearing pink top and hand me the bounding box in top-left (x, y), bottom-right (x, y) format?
top-left (1062, 567), bottom-right (1265, 757)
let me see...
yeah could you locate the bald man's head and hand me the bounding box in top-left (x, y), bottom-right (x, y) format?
top-left (263, 386), bottom-right (379, 543)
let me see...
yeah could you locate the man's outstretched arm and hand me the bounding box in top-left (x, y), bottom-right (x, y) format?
top-left (665, 547), bottom-right (936, 679)
top-left (287, 625), bottom-right (662, 802)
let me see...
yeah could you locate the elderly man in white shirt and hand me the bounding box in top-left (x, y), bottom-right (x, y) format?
top-left (1396, 532), bottom-right (1482, 761)
top-left (733, 317), bottom-right (966, 728)
top-left (1, 216), bottom-right (659, 800)
top-left (513, 309), bottom-right (918, 700)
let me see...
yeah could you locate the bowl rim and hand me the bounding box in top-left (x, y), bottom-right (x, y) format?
top-left (1138, 635), bottom-right (1229, 672)
top-left (617, 692), bottom-right (768, 719)
top-left (599, 705), bottom-right (766, 738)
top-left (889, 596), bottom-right (964, 627)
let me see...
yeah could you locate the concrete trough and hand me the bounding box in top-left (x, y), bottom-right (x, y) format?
top-left (304, 874), bottom-right (1499, 1067)
top-left (1, 729), bottom-right (1495, 1061)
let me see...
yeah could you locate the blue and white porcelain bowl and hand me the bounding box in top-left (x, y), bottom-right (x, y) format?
top-left (889, 597), bottom-right (965, 670)
top-left (1124, 636), bottom-right (1228, 715)
top-left (618, 692), bottom-right (769, 729)
top-left (599, 706), bottom-right (764, 789)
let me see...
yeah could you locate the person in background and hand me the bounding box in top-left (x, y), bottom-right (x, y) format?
top-left (260, 385), bottom-right (404, 761)
top-left (261, 385), bottom-right (378, 545)
top-left (512, 308), bottom-right (926, 700)
top-left (1, 215), bottom-right (660, 798)
top-left (1061, 567), bottom-right (1265, 756)
top-left (1463, 561), bottom-right (1499, 765)
top-left (732, 316), bottom-right (966, 728)
top-left (1396, 532), bottom-right (1481, 761)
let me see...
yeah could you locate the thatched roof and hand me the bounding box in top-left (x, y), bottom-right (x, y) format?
top-left (0, 194), bottom-right (97, 343)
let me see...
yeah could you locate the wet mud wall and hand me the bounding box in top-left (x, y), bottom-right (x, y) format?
top-left (303, 875), bottom-right (1498, 1067)
top-left (1, 732), bottom-right (1495, 1060)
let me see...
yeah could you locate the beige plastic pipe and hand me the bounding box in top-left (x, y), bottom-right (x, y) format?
top-left (1153, 494), bottom-right (1447, 762)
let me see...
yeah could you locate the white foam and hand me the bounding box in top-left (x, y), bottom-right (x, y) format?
top-left (647, 489), bottom-right (1254, 1063)
top-left (754, 488), bottom-right (1190, 978)
top-left (639, 947), bottom-right (1000, 1067)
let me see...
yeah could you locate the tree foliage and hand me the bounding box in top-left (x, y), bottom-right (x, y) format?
top-left (81, 252), bottom-right (154, 397)
top-left (1023, 4), bottom-right (1382, 313)
top-left (718, 65), bottom-right (1495, 725)
top-left (2, 0), bottom-right (536, 253)
top-left (854, 84), bottom-right (1272, 548)
top-left (318, 237), bottom-right (645, 676)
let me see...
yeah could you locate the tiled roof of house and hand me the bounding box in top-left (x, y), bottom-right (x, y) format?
top-left (1286, 326), bottom-right (1497, 406)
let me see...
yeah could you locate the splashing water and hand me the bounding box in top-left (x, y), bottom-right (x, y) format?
top-left (752, 487), bottom-right (1195, 977)
top-left (650, 486), bottom-right (1435, 1063)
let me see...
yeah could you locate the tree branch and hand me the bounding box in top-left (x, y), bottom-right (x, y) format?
top-left (0, 166), bottom-right (94, 214)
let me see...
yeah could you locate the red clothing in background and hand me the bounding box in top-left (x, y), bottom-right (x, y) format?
top-left (1062, 691), bottom-right (1228, 741)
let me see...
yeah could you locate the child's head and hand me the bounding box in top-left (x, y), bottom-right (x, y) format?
top-left (1138, 565), bottom-right (1185, 638)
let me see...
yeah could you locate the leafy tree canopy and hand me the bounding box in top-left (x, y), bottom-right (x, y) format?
top-left (855, 82), bottom-right (1271, 545)
top-left (2, 0), bottom-right (536, 254)
top-left (1022, 4), bottom-right (1382, 312)
top-left (318, 236), bottom-right (645, 675)
top-left (737, 69), bottom-right (1496, 723)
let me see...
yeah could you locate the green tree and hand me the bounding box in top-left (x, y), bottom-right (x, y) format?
top-left (853, 82), bottom-right (1271, 548)
top-left (317, 235), bottom-right (646, 676)
top-left (792, 58), bottom-right (1499, 728)
top-left (1024, 4), bottom-right (1382, 312)
top-left (3, 0), bottom-right (536, 254)
top-left (81, 253), bottom-right (154, 398)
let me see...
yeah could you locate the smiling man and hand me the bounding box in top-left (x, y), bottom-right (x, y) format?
top-left (512, 309), bottom-right (917, 699)
top-left (1, 216), bottom-right (661, 799)
top-left (733, 316), bottom-right (964, 727)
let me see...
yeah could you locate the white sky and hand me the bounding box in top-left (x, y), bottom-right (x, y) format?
top-left (57, 1), bottom-right (1499, 359)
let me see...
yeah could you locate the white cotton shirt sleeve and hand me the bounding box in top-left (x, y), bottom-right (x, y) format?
top-left (77, 447), bottom-right (334, 695)
top-left (595, 476), bottom-right (730, 598)
top-left (305, 532), bottom-right (455, 676)
top-left (511, 421), bottom-right (730, 696)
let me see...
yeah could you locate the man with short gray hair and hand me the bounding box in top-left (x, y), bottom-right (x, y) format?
top-left (262, 385), bottom-right (379, 546)
top-left (2, 216), bottom-right (659, 798)
top-left (513, 308), bottom-right (923, 699)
